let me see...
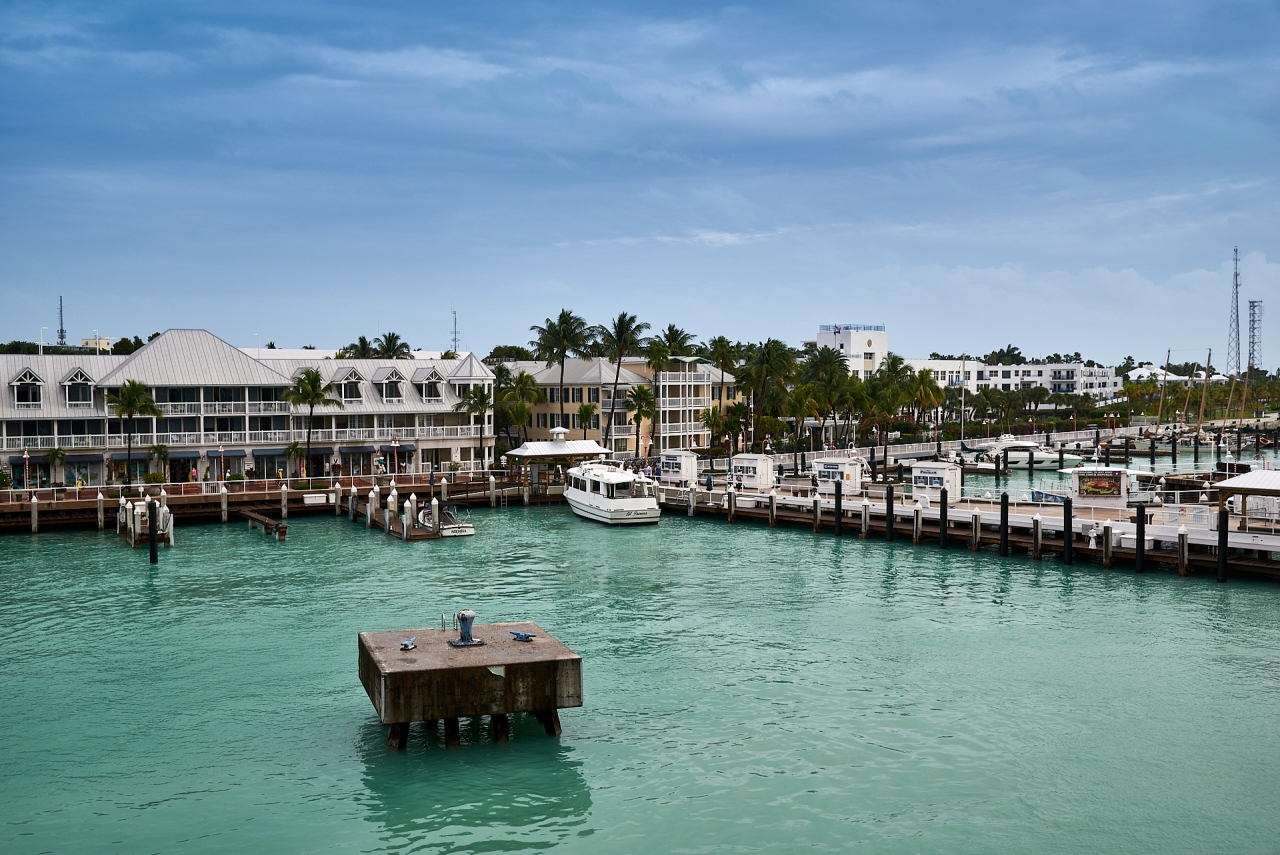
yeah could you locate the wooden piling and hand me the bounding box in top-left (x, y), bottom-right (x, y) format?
top-left (999, 493), bottom-right (1009, 557)
top-left (1102, 524), bottom-right (1113, 569)
top-left (912, 504), bottom-right (922, 545)
top-left (860, 499), bottom-right (869, 539)
top-left (1032, 514), bottom-right (1042, 560)
top-left (444, 718), bottom-right (461, 748)
top-left (812, 495), bottom-right (821, 533)
top-left (335, 482), bottom-right (343, 515)
top-left (281, 484), bottom-right (288, 520)
top-left (220, 486), bottom-right (228, 524)
top-left (1062, 498), bottom-right (1073, 566)
top-left (728, 487), bottom-right (736, 523)
top-left (30, 494), bottom-right (37, 533)
top-left (97, 492), bottom-right (104, 530)
top-left (1177, 526), bottom-right (1189, 577)
top-left (1217, 507), bottom-right (1229, 582)
top-left (769, 491), bottom-right (777, 528)
top-left (1135, 502), bottom-right (1146, 573)
top-left (149, 499), bottom-right (158, 564)
top-left (885, 484), bottom-right (895, 542)
top-left (492, 713), bottom-right (510, 742)
top-left (833, 481), bottom-right (841, 536)
top-left (971, 511), bottom-right (981, 551)
top-left (388, 722), bottom-right (409, 750)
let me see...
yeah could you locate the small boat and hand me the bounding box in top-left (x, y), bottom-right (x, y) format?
top-left (975, 435), bottom-right (1084, 468)
top-left (565, 460), bottom-right (660, 525)
top-left (416, 503), bottom-right (476, 536)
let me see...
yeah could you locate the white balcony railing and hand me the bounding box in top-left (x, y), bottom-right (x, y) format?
top-left (15, 402), bottom-right (42, 410)
top-left (107, 434), bottom-right (156, 448)
top-left (203, 402), bottom-right (247, 414)
top-left (67, 401), bottom-right (94, 409)
top-left (155, 432), bottom-right (202, 446)
top-left (248, 402), bottom-right (292, 414)
top-left (247, 430), bottom-right (294, 444)
top-left (333, 428), bottom-right (376, 440)
top-left (659, 397), bottom-right (710, 410)
top-left (157, 402), bottom-right (202, 415)
top-left (203, 432), bottom-right (247, 445)
top-left (657, 371), bottom-right (711, 383)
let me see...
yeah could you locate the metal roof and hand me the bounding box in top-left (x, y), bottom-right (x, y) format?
top-left (97, 330), bottom-right (293, 388)
top-left (1214, 469), bottom-right (1280, 496)
top-left (507, 438), bottom-right (612, 458)
top-left (504, 358), bottom-right (649, 387)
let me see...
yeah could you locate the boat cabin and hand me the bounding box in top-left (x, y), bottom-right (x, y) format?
top-left (658, 450), bottom-right (699, 486)
top-left (910, 461), bottom-right (961, 502)
top-left (568, 462), bottom-right (655, 499)
top-left (730, 453), bottom-right (775, 491)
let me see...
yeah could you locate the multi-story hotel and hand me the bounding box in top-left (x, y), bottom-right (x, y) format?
top-left (2, 329), bottom-right (495, 488)
top-left (499, 356), bottom-right (737, 456)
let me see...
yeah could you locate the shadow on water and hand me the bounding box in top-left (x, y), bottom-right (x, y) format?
top-left (355, 714), bottom-right (593, 853)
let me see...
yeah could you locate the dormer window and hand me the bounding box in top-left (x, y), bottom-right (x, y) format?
top-left (67, 384), bottom-right (92, 407)
top-left (372, 367), bottom-right (406, 402)
top-left (382, 381), bottom-right (402, 401)
top-left (11, 368), bottom-right (43, 409)
top-left (343, 382), bottom-right (362, 402)
top-left (419, 381), bottom-right (441, 401)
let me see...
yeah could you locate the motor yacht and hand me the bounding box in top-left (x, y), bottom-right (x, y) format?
top-left (971, 434), bottom-right (1084, 468)
top-left (565, 460), bottom-right (660, 525)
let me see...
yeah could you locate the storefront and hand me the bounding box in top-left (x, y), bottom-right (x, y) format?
top-left (306, 447), bottom-right (334, 478)
top-left (378, 443), bottom-right (415, 476)
top-left (206, 449), bottom-right (246, 478)
top-left (109, 451), bottom-right (151, 484)
top-left (339, 445), bottom-right (375, 476)
top-left (168, 450), bottom-right (201, 483)
top-left (65, 453), bottom-right (104, 487)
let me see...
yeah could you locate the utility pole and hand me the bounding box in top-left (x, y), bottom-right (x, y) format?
top-left (1227, 247), bottom-right (1242, 376)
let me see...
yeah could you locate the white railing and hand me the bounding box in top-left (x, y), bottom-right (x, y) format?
top-left (106, 434), bottom-right (155, 448)
top-left (657, 371), bottom-right (711, 383)
top-left (158, 402), bottom-right (202, 415)
top-left (154, 432), bottom-right (202, 446)
top-left (247, 430), bottom-right (293, 444)
top-left (5, 436), bottom-right (57, 450)
top-left (334, 428), bottom-right (376, 440)
top-left (16, 402), bottom-right (42, 410)
top-left (202, 402), bottom-right (247, 414)
top-left (203, 432), bottom-right (247, 444)
top-left (659, 397), bottom-right (710, 410)
top-left (248, 402), bottom-right (292, 414)
top-left (67, 401), bottom-right (94, 409)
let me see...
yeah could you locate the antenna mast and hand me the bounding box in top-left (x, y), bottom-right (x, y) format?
top-left (1227, 247), bottom-right (1242, 375)
top-left (57, 296), bottom-right (67, 346)
top-left (451, 310), bottom-right (459, 353)
top-left (1249, 300), bottom-right (1263, 373)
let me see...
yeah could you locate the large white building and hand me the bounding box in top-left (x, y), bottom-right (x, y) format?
top-left (904, 358), bottom-right (982, 393)
top-left (2, 329), bottom-right (495, 489)
top-left (975, 363), bottom-right (1122, 399)
top-left (805, 324), bottom-right (888, 379)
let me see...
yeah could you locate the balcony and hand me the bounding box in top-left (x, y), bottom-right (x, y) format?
top-left (158, 402), bottom-right (202, 415)
top-left (107, 434), bottom-right (156, 448)
top-left (154, 432), bottom-right (202, 446)
top-left (203, 432), bottom-right (247, 445)
top-left (67, 401), bottom-right (95, 409)
top-left (203, 402), bottom-right (247, 414)
top-left (16, 401), bottom-right (42, 410)
top-left (659, 397), bottom-right (710, 410)
top-left (247, 430), bottom-right (293, 444)
top-left (333, 428), bottom-right (376, 440)
top-left (6, 436), bottom-right (58, 450)
top-left (657, 371), bottom-right (710, 383)
top-left (248, 402), bottom-right (292, 414)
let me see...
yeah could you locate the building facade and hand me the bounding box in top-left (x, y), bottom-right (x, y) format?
top-left (805, 324), bottom-right (888, 379)
top-left (975, 363), bottom-right (1122, 399)
top-left (2, 329), bottom-right (494, 488)
top-left (499, 355), bottom-right (736, 457)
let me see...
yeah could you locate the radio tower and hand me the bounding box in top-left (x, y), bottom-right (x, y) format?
top-left (57, 296), bottom-right (67, 346)
top-left (1227, 247), bottom-right (1242, 375)
top-left (1248, 300), bottom-right (1263, 374)
top-left (451, 309), bottom-right (459, 353)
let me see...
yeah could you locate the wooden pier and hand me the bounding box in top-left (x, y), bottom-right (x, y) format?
top-left (241, 510), bottom-right (287, 541)
top-left (358, 622), bottom-right (583, 748)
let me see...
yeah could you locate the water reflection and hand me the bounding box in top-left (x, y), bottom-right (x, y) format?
top-left (355, 715), bottom-right (593, 852)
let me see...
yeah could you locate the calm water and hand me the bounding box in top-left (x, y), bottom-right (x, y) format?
top-left (3, 507), bottom-right (1279, 853)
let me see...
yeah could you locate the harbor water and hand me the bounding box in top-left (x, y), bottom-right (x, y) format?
top-left (2, 507), bottom-right (1279, 853)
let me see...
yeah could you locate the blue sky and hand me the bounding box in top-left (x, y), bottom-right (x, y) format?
top-left (2, 1), bottom-right (1278, 366)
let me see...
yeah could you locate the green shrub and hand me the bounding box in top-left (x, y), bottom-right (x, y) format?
top-left (0, 470), bottom-right (10, 489)
top-left (227, 473), bottom-right (245, 481)
top-left (143, 472), bottom-right (166, 484)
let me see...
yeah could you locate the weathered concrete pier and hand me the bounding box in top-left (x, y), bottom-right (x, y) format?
top-left (358, 621), bottom-right (583, 748)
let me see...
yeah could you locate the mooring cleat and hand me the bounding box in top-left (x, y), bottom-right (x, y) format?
top-left (510, 631), bottom-right (536, 642)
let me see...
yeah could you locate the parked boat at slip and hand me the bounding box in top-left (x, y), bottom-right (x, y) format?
top-left (967, 435), bottom-right (1084, 468)
top-left (565, 460), bottom-right (660, 525)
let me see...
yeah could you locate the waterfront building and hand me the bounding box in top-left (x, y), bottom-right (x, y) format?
top-left (976, 362), bottom-right (1123, 400)
top-left (500, 355), bottom-right (736, 457)
top-left (1, 329), bottom-right (494, 488)
top-left (904, 358), bottom-right (981, 393)
top-left (803, 324), bottom-right (888, 378)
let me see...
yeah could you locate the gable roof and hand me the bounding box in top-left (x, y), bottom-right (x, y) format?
top-left (9, 367), bottom-right (43, 385)
top-left (97, 330), bottom-right (292, 388)
top-left (448, 353), bottom-right (491, 380)
top-left (60, 367), bottom-right (95, 385)
top-left (371, 366), bottom-right (408, 383)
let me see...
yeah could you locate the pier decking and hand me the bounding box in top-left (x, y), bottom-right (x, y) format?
top-left (358, 622), bottom-right (583, 747)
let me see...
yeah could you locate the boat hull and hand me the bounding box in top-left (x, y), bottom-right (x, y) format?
top-left (565, 489), bottom-right (660, 525)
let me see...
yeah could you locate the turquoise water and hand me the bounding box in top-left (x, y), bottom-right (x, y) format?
top-left (3, 508), bottom-right (1280, 853)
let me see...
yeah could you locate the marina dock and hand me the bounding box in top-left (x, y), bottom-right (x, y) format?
top-left (358, 622), bottom-right (583, 748)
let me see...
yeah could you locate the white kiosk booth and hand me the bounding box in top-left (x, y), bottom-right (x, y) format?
top-left (658, 450), bottom-right (700, 487)
top-left (814, 456), bottom-right (865, 496)
top-left (910, 461), bottom-right (962, 505)
top-left (730, 453), bottom-right (776, 491)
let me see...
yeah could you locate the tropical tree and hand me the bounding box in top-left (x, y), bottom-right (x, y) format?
top-left (374, 332), bottom-right (412, 359)
top-left (906, 368), bottom-right (945, 426)
top-left (454, 384), bottom-right (494, 468)
top-left (507, 402), bottom-right (533, 445)
top-left (743, 339), bottom-right (796, 448)
top-left (282, 367), bottom-right (344, 477)
top-left (338, 336), bottom-right (376, 359)
top-left (107, 380), bottom-right (162, 489)
top-left (577, 401), bottom-right (597, 439)
top-left (626, 385), bottom-right (656, 457)
top-left (983, 344), bottom-right (1027, 365)
top-left (44, 446), bottom-right (67, 486)
top-left (782, 383), bottom-right (818, 473)
top-left (440, 349), bottom-right (458, 360)
top-left (703, 335), bottom-right (739, 409)
top-left (499, 371), bottom-right (543, 446)
top-left (659, 324), bottom-right (695, 356)
top-left (595, 312), bottom-right (650, 445)
top-left (700, 407), bottom-right (726, 454)
top-left (530, 309), bottom-right (592, 434)
top-left (723, 401), bottom-right (749, 455)
top-left (147, 443), bottom-right (169, 481)
top-left (284, 440), bottom-right (305, 478)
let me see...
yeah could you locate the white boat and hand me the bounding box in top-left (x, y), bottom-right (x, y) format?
top-left (417, 503), bottom-right (476, 536)
top-left (975, 435), bottom-right (1084, 468)
top-left (565, 460), bottom-right (660, 525)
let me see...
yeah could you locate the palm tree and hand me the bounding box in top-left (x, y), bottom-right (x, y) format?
top-left (499, 370), bottom-right (543, 446)
top-left (107, 380), bottom-right (162, 489)
top-left (375, 332), bottom-right (412, 359)
top-left (906, 369), bottom-right (945, 426)
top-left (147, 443), bottom-right (169, 481)
top-left (743, 339), bottom-right (795, 448)
top-left (660, 324), bottom-right (695, 356)
top-left (282, 368), bottom-right (344, 478)
top-left (577, 401), bottom-right (597, 439)
top-left (454, 384), bottom-right (493, 468)
top-left (507, 402), bottom-right (533, 445)
top-left (44, 446), bottom-right (67, 486)
top-left (724, 401), bottom-right (749, 455)
top-left (626, 385), bottom-right (655, 457)
top-left (783, 383), bottom-right (818, 473)
top-left (700, 407), bottom-right (725, 454)
top-left (530, 309), bottom-right (591, 434)
top-left (595, 312), bottom-right (650, 446)
top-left (338, 336), bottom-right (376, 359)
top-left (285, 440), bottom-right (305, 478)
top-left (704, 336), bottom-right (739, 410)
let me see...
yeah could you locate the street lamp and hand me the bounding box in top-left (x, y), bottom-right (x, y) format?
top-left (23, 447), bottom-right (30, 496)
top-left (218, 441), bottom-right (225, 482)
top-left (392, 436), bottom-right (399, 475)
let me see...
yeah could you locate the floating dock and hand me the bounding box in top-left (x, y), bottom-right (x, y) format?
top-left (358, 622), bottom-right (583, 748)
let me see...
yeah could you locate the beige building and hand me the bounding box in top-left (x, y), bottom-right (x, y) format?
top-left (499, 356), bottom-right (737, 457)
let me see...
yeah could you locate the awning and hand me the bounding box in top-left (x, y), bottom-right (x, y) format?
top-left (67, 453), bottom-right (105, 464)
top-left (252, 448), bottom-right (286, 457)
top-left (109, 451), bottom-right (151, 462)
top-left (207, 449), bottom-right (247, 459)
top-left (167, 450), bottom-right (200, 460)
top-left (305, 446), bottom-right (334, 457)
top-left (379, 443), bottom-right (416, 453)
top-left (339, 445), bottom-right (376, 454)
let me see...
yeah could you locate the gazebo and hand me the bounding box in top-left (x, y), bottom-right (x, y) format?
top-left (506, 427), bottom-right (612, 482)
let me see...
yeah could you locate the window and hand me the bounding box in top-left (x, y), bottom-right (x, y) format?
top-left (588, 387), bottom-right (600, 403)
top-left (864, 352), bottom-right (875, 361)
top-left (726, 386), bottom-right (736, 399)
top-left (1001, 370), bottom-right (1011, 379)
top-left (454, 382), bottom-right (470, 396)
top-left (613, 412), bottom-right (629, 426)
top-left (592, 414), bottom-right (600, 429)
top-left (15, 384), bottom-right (41, 408)
top-left (420, 381), bottom-right (441, 400)
top-left (66, 384), bottom-right (92, 407)
top-left (572, 387), bottom-right (583, 403)
top-left (382, 381), bottom-right (402, 400)
top-left (537, 412), bottom-right (547, 428)
top-left (343, 382), bottom-right (361, 401)
top-left (548, 387), bottom-right (558, 403)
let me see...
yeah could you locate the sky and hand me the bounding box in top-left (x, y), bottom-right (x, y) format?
top-left (2, 1), bottom-right (1279, 368)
